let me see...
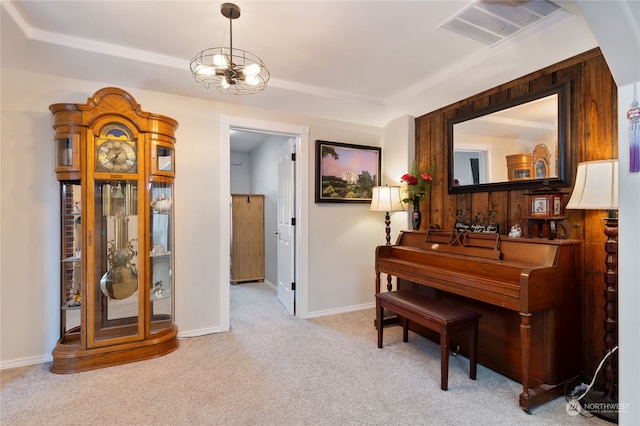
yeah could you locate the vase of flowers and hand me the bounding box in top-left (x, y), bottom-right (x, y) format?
top-left (401, 161), bottom-right (434, 230)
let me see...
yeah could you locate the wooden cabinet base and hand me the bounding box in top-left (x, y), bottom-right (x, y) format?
top-left (51, 326), bottom-right (179, 374)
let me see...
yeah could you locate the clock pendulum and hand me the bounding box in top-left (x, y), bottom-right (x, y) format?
top-left (100, 183), bottom-right (138, 299)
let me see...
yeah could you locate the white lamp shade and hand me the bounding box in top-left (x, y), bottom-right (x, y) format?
top-left (370, 186), bottom-right (404, 212)
top-left (566, 159), bottom-right (618, 210)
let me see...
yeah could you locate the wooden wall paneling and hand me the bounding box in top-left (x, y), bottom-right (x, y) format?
top-left (428, 113), bottom-right (444, 228)
top-left (415, 114), bottom-right (432, 228)
top-left (446, 108), bottom-right (461, 231)
top-left (489, 86), bottom-right (510, 106)
top-left (413, 48), bottom-right (618, 380)
top-left (471, 192), bottom-right (489, 224)
top-left (509, 82), bottom-right (530, 99)
top-left (577, 54), bottom-right (618, 377)
top-left (489, 191), bottom-right (509, 233)
top-left (530, 73), bottom-right (556, 93)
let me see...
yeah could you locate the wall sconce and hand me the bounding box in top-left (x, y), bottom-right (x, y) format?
top-left (370, 186), bottom-right (404, 245)
top-left (566, 159), bottom-right (618, 422)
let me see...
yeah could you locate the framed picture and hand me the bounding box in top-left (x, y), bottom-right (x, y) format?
top-left (553, 196), bottom-right (562, 215)
top-left (530, 196), bottom-right (549, 216)
top-left (315, 140), bottom-right (381, 203)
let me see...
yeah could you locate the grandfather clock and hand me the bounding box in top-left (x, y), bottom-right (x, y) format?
top-left (50, 87), bottom-right (179, 373)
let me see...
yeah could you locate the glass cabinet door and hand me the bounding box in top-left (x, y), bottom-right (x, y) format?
top-left (89, 180), bottom-right (141, 346)
top-left (60, 183), bottom-right (82, 339)
top-left (149, 183), bottom-right (174, 332)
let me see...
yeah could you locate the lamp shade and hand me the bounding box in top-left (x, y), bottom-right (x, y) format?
top-left (566, 159), bottom-right (618, 210)
top-left (370, 186), bottom-right (404, 212)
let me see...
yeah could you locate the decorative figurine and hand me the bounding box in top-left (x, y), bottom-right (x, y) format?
top-left (509, 224), bottom-right (522, 238)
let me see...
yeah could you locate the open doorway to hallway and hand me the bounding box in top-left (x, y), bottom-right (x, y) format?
top-left (230, 130), bottom-right (291, 312)
top-left (219, 115), bottom-right (310, 331)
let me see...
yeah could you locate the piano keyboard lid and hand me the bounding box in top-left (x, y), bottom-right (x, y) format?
top-left (420, 229), bottom-right (502, 260)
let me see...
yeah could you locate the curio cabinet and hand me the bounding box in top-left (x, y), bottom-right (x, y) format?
top-left (50, 87), bottom-right (179, 373)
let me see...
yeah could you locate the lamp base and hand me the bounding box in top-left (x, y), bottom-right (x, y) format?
top-left (579, 389), bottom-right (619, 423)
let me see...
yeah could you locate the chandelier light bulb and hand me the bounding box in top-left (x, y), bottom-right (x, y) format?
top-left (221, 77), bottom-right (231, 89)
top-left (213, 53), bottom-right (229, 68)
top-left (244, 75), bottom-right (259, 86)
top-left (243, 63), bottom-right (260, 77)
top-left (194, 64), bottom-right (216, 76)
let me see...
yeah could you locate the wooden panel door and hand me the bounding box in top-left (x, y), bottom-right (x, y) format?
top-left (231, 194), bottom-right (265, 283)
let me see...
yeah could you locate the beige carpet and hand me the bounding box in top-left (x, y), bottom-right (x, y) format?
top-left (1, 282), bottom-right (607, 425)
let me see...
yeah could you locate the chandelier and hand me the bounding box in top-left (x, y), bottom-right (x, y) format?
top-left (190, 3), bottom-right (269, 95)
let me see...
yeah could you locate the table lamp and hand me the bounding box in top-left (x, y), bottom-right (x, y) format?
top-left (566, 159), bottom-right (618, 422)
top-left (370, 186), bottom-right (404, 245)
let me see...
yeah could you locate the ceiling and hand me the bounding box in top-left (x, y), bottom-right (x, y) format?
top-left (1, 1), bottom-right (600, 128)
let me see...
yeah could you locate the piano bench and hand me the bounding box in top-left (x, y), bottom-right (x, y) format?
top-left (375, 290), bottom-right (480, 391)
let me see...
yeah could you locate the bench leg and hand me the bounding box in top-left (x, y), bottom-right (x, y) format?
top-left (402, 317), bottom-right (409, 342)
top-left (469, 319), bottom-right (478, 380)
top-left (440, 326), bottom-right (449, 391)
top-left (376, 299), bottom-right (383, 348)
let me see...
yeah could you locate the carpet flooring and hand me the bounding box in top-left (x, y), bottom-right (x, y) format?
top-left (1, 282), bottom-right (608, 425)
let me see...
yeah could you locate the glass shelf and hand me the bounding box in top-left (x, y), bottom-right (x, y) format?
top-left (150, 289), bottom-right (171, 302)
top-left (62, 255), bottom-right (82, 263)
top-left (61, 301), bottom-right (81, 310)
top-left (150, 252), bottom-right (171, 258)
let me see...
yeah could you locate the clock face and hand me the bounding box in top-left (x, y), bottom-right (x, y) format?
top-left (97, 140), bottom-right (137, 173)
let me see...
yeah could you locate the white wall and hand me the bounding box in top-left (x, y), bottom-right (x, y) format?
top-left (230, 151), bottom-right (251, 194)
top-left (617, 82), bottom-right (640, 425)
top-left (381, 115), bottom-right (414, 234)
top-left (0, 68), bottom-right (392, 367)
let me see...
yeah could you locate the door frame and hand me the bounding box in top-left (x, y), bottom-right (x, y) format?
top-left (219, 115), bottom-right (309, 330)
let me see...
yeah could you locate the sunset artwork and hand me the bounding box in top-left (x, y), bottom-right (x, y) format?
top-left (315, 140), bottom-right (381, 203)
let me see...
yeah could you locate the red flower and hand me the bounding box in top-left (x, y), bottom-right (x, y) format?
top-left (421, 173), bottom-right (433, 181)
top-left (400, 162), bottom-right (435, 204)
top-left (401, 174), bottom-right (419, 186)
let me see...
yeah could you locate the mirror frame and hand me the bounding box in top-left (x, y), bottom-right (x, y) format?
top-left (447, 82), bottom-right (571, 194)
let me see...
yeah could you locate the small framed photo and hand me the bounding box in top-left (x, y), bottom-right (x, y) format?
top-left (315, 140), bottom-right (381, 203)
top-left (532, 197), bottom-right (549, 215)
top-left (553, 196), bottom-right (562, 215)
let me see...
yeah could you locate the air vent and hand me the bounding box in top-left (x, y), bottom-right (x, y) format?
top-left (439, 0), bottom-right (562, 46)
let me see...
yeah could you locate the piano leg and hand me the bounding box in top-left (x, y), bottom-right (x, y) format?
top-left (519, 312), bottom-right (532, 410)
top-left (374, 270), bottom-right (399, 328)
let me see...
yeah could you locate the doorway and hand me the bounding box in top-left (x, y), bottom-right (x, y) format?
top-left (219, 116), bottom-right (309, 331)
top-left (230, 130), bottom-right (293, 313)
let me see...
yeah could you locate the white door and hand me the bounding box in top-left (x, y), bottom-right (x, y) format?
top-left (277, 139), bottom-right (296, 314)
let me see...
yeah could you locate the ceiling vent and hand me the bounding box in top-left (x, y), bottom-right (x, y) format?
top-left (439, 0), bottom-right (563, 46)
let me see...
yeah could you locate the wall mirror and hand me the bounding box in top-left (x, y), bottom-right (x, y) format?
top-left (447, 82), bottom-right (570, 193)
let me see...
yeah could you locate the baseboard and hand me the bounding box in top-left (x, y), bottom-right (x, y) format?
top-left (177, 326), bottom-right (227, 338)
top-left (0, 354), bottom-right (52, 370)
top-left (306, 302), bottom-right (374, 318)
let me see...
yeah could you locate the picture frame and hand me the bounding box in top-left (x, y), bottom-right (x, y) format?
top-left (315, 140), bottom-right (381, 203)
top-left (527, 191), bottom-right (566, 219)
top-left (553, 196), bottom-right (562, 215)
top-left (529, 196), bottom-right (549, 217)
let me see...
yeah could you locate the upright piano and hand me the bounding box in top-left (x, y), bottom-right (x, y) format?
top-left (375, 229), bottom-right (582, 411)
